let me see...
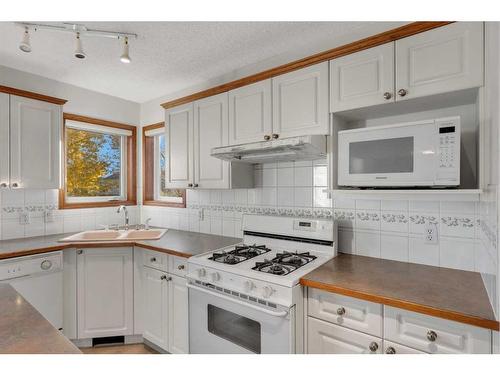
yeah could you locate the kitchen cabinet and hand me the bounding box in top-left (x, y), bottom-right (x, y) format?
top-left (76, 247), bottom-right (133, 339)
top-left (142, 266), bottom-right (169, 349)
top-left (330, 43), bottom-right (394, 112)
top-left (168, 274), bottom-right (189, 354)
top-left (272, 62), bottom-right (329, 137)
top-left (330, 22), bottom-right (484, 112)
top-left (0, 94), bottom-right (61, 189)
top-left (228, 79), bottom-right (272, 144)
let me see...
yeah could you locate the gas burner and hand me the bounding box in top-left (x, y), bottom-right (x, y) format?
top-left (252, 252), bottom-right (318, 276)
top-left (252, 261), bottom-right (297, 276)
top-left (208, 251), bottom-right (246, 264)
top-left (274, 251), bottom-right (317, 267)
top-left (208, 244), bottom-right (271, 265)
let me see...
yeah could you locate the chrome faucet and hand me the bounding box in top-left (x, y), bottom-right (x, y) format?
top-left (117, 205), bottom-right (129, 230)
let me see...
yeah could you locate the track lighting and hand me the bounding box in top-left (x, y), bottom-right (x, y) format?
top-left (74, 32), bottom-right (86, 59)
top-left (19, 27), bottom-right (31, 53)
top-left (120, 37), bottom-right (131, 64)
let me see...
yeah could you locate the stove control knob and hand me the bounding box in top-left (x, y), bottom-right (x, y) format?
top-left (244, 280), bottom-right (255, 292)
top-left (197, 268), bottom-right (206, 278)
top-left (211, 272), bottom-right (221, 282)
top-left (262, 285), bottom-right (274, 298)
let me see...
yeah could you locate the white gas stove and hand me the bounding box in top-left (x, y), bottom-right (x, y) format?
top-left (187, 214), bottom-right (336, 354)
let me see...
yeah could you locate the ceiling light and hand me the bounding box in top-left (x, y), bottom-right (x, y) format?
top-left (19, 27), bottom-right (31, 53)
top-left (120, 37), bottom-right (131, 63)
top-left (74, 32), bottom-right (86, 59)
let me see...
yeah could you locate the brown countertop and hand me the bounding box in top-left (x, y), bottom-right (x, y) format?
top-left (0, 229), bottom-right (241, 260)
top-left (300, 254), bottom-right (499, 331)
top-left (0, 284), bottom-right (81, 354)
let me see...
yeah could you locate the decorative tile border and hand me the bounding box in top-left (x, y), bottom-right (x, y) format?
top-left (409, 214), bottom-right (438, 225)
top-left (356, 212), bottom-right (379, 222)
top-left (187, 204), bottom-right (334, 219)
top-left (478, 218), bottom-right (497, 250)
top-left (2, 204), bottom-right (57, 213)
top-left (381, 213), bottom-right (408, 223)
top-left (441, 216), bottom-right (474, 228)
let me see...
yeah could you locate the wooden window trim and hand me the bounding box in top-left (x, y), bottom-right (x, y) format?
top-left (59, 113), bottom-right (137, 209)
top-left (142, 122), bottom-right (186, 208)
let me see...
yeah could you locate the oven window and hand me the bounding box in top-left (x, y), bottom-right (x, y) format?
top-left (349, 137), bottom-right (414, 174)
top-left (207, 304), bottom-right (261, 353)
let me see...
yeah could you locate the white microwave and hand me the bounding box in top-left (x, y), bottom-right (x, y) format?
top-left (338, 117), bottom-right (460, 187)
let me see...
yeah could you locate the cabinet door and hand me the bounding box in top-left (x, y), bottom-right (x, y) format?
top-left (0, 93), bottom-right (8, 188)
top-left (228, 79), bottom-right (272, 145)
top-left (396, 22), bottom-right (483, 101)
top-left (142, 267), bottom-right (169, 350)
top-left (168, 274), bottom-right (189, 354)
top-left (76, 247), bottom-right (133, 339)
top-left (165, 103), bottom-right (194, 188)
top-left (9, 95), bottom-right (61, 189)
top-left (307, 317), bottom-right (382, 354)
top-left (194, 93), bottom-right (229, 188)
top-left (330, 43), bottom-right (395, 112)
top-left (272, 62), bottom-right (329, 137)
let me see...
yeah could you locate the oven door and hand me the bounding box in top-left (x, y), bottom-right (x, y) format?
top-left (188, 283), bottom-right (294, 354)
top-left (338, 120), bottom-right (438, 187)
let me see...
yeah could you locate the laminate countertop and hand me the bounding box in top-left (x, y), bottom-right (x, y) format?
top-left (0, 284), bottom-right (81, 354)
top-left (0, 229), bottom-right (241, 260)
top-left (300, 254), bottom-right (499, 331)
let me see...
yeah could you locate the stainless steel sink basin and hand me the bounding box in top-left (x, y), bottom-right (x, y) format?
top-left (59, 228), bottom-right (167, 242)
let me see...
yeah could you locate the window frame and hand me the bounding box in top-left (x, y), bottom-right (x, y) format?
top-left (60, 113), bottom-right (137, 209)
top-left (142, 122), bottom-right (186, 208)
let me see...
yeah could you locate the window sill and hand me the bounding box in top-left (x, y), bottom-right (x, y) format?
top-left (59, 199), bottom-right (137, 209)
top-left (143, 199), bottom-right (186, 208)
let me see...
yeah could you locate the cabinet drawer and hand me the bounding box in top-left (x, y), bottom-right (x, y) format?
top-left (384, 306), bottom-right (492, 354)
top-left (383, 340), bottom-right (425, 354)
top-left (308, 288), bottom-right (383, 337)
top-left (142, 249), bottom-right (168, 272)
top-left (169, 255), bottom-right (187, 277)
top-left (307, 317), bottom-right (382, 354)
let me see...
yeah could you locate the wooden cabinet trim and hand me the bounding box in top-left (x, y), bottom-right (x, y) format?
top-left (0, 85), bottom-right (67, 105)
top-left (160, 22), bottom-right (453, 109)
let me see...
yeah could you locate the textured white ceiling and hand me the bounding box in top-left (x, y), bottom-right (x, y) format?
top-left (0, 22), bottom-right (402, 103)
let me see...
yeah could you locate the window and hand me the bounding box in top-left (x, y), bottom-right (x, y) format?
top-left (143, 123), bottom-right (186, 207)
top-left (60, 113), bottom-right (137, 209)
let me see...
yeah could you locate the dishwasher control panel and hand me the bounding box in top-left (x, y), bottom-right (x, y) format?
top-left (0, 251), bottom-right (63, 280)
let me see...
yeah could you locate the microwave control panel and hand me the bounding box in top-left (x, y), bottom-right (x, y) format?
top-left (436, 117), bottom-right (460, 184)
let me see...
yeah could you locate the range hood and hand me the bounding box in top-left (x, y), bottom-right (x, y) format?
top-left (211, 135), bottom-right (327, 163)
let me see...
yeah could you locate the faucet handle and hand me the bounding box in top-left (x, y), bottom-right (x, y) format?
top-left (145, 218), bottom-right (152, 230)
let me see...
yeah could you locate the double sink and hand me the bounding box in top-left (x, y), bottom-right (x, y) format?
top-left (59, 228), bottom-right (167, 242)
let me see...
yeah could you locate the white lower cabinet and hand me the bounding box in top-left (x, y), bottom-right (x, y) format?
top-left (76, 247), bottom-right (134, 339)
top-left (307, 316), bottom-right (382, 354)
top-left (383, 340), bottom-right (425, 354)
top-left (168, 274), bottom-right (189, 354)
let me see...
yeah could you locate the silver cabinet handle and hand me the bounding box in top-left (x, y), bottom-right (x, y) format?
top-left (188, 183), bottom-right (193, 188)
top-left (385, 347), bottom-right (396, 354)
top-left (193, 183), bottom-right (199, 188)
top-left (426, 330), bottom-right (437, 342)
top-left (76, 249), bottom-right (83, 255)
top-left (150, 257), bottom-right (157, 262)
top-left (369, 342), bottom-right (379, 352)
top-left (264, 135), bottom-right (271, 141)
top-left (11, 182), bottom-right (19, 188)
top-left (336, 307), bottom-right (346, 316)
top-left (0, 183), bottom-right (7, 188)
top-left (383, 92), bottom-right (392, 100)
top-left (177, 264), bottom-right (185, 270)
top-left (272, 133), bottom-right (279, 139)
top-left (160, 275), bottom-right (167, 280)
top-left (397, 88), bottom-right (408, 97)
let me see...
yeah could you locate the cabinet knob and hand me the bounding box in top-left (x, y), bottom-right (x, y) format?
top-left (177, 264), bottom-right (185, 270)
top-left (150, 257), bottom-right (157, 262)
top-left (385, 347), bottom-right (396, 354)
top-left (272, 133), bottom-right (279, 139)
top-left (11, 182), bottom-right (19, 188)
top-left (161, 275), bottom-right (167, 280)
top-left (397, 88), bottom-right (408, 97)
top-left (76, 249), bottom-right (83, 255)
top-left (167, 276), bottom-right (172, 281)
top-left (193, 183), bottom-right (199, 188)
top-left (336, 307), bottom-right (346, 316)
top-left (188, 183), bottom-right (193, 188)
top-left (0, 183), bottom-right (7, 188)
top-left (264, 135), bottom-right (271, 141)
top-left (426, 330), bottom-right (437, 342)
top-left (383, 92), bottom-right (392, 100)
top-left (369, 342), bottom-right (379, 352)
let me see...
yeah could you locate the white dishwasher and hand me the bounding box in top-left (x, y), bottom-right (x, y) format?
top-left (0, 251), bottom-right (63, 329)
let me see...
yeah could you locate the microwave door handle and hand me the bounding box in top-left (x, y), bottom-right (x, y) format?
top-left (187, 283), bottom-right (288, 317)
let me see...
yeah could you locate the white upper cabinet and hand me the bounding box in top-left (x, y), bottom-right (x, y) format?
top-left (395, 22), bottom-right (484, 101)
top-left (194, 93), bottom-right (229, 189)
top-left (330, 43), bottom-right (395, 112)
top-left (272, 62), bottom-right (329, 137)
top-left (0, 93), bottom-right (9, 189)
top-left (228, 79), bottom-right (272, 144)
top-left (8, 95), bottom-right (61, 189)
top-left (165, 103), bottom-right (194, 188)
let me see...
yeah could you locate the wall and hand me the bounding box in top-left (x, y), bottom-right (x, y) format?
top-left (0, 65), bottom-right (141, 240)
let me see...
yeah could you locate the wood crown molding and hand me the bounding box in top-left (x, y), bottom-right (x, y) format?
top-left (143, 121), bottom-right (165, 132)
top-left (160, 21), bottom-right (453, 109)
top-left (0, 85), bottom-right (67, 105)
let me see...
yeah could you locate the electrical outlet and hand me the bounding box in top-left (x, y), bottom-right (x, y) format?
top-left (424, 223), bottom-right (438, 244)
top-left (44, 210), bottom-right (55, 223)
top-left (19, 211), bottom-right (30, 225)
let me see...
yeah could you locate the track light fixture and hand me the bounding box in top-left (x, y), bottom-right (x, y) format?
top-left (19, 26), bottom-right (31, 53)
top-left (15, 22), bottom-right (137, 63)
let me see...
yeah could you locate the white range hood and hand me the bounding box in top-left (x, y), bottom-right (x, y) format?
top-left (211, 135), bottom-right (327, 163)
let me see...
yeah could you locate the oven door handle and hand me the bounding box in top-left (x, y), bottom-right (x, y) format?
top-left (187, 283), bottom-right (289, 317)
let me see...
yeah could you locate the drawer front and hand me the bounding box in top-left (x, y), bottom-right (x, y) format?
top-left (308, 288), bottom-right (383, 337)
top-left (307, 317), bottom-right (382, 354)
top-left (169, 255), bottom-right (187, 277)
top-left (384, 307), bottom-right (492, 354)
top-left (142, 249), bottom-right (168, 272)
top-left (383, 340), bottom-right (425, 354)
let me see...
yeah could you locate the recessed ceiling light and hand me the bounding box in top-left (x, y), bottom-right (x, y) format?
top-left (74, 32), bottom-right (86, 59)
top-left (19, 27), bottom-right (31, 53)
top-left (120, 36), bottom-right (131, 64)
